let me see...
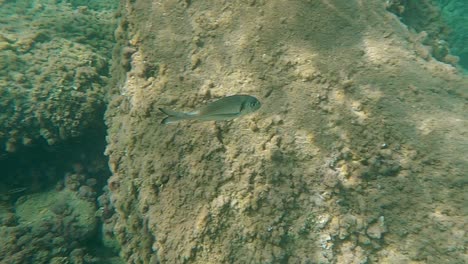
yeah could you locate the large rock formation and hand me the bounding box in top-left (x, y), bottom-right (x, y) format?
top-left (0, 0), bottom-right (115, 155)
top-left (105, 0), bottom-right (467, 263)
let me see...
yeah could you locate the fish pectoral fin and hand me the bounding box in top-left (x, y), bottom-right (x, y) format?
top-left (197, 113), bottom-right (240, 121)
top-left (161, 116), bottom-right (183, 125)
top-left (159, 108), bottom-right (196, 125)
top-left (217, 113), bottom-right (241, 118)
top-left (159, 108), bottom-right (186, 117)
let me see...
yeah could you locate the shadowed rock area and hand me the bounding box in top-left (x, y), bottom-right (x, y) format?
top-left (0, 0), bottom-right (121, 263)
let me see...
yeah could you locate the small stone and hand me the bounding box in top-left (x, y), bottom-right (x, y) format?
top-left (316, 214), bottom-right (330, 229)
top-left (323, 170), bottom-right (339, 188)
top-left (22, 137), bottom-right (33, 146)
top-left (78, 186), bottom-right (96, 200)
top-left (341, 79), bottom-right (354, 89)
top-left (85, 178), bottom-right (97, 187)
top-left (1, 213), bottom-right (16, 226)
top-left (358, 234), bottom-right (371, 245)
top-left (72, 163), bottom-right (85, 174)
top-left (5, 139), bottom-right (17, 152)
top-left (366, 216), bottom-right (386, 239)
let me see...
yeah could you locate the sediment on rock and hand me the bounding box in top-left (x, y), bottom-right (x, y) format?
top-left (105, 0), bottom-right (467, 263)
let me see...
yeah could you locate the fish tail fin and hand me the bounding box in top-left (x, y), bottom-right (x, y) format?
top-left (159, 108), bottom-right (191, 125)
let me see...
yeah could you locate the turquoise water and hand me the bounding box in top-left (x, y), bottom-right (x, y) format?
top-left (387, 0), bottom-right (468, 72)
top-left (437, 0), bottom-right (468, 70)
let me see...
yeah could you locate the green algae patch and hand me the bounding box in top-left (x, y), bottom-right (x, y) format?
top-left (15, 189), bottom-right (97, 240)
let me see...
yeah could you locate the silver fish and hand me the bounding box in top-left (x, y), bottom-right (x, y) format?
top-left (159, 95), bottom-right (261, 124)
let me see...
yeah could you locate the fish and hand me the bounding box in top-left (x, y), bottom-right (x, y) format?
top-left (0, 187), bottom-right (26, 201)
top-left (0, 187), bottom-right (26, 196)
top-left (159, 95), bottom-right (261, 125)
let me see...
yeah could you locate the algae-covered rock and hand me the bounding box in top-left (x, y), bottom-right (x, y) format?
top-left (15, 189), bottom-right (97, 240)
top-left (0, 189), bottom-right (97, 263)
top-left (0, 0), bottom-right (115, 155)
top-left (105, 0), bottom-right (467, 263)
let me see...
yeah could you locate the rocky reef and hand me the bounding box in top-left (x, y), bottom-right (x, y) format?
top-left (1, 0), bottom-right (466, 263)
top-left (0, 0), bottom-right (121, 263)
top-left (103, 0), bottom-right (467, 263)
top-left (0, 0), bottom-right (115, 155)
top-left (0, 166), bottom-right (107, 263)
